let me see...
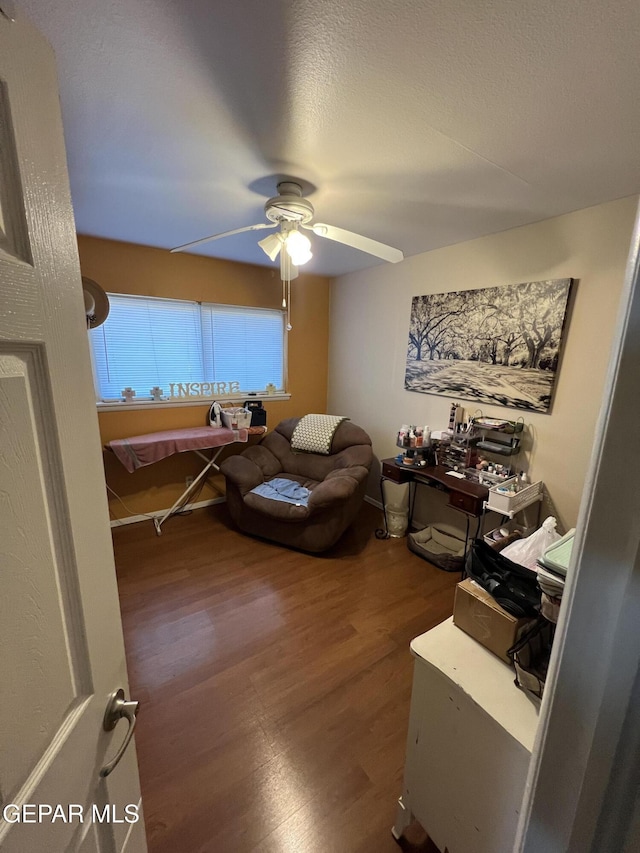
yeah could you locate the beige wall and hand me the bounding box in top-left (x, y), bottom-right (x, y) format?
top-left (328, 196), bottom-right (638, 531)
top-left (78, 235), bottom-right (330, 520)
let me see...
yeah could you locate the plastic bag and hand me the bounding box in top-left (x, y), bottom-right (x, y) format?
top-left (500, 517), bottom-right (561, 570)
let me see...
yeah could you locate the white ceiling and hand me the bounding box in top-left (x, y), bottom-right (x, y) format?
top-left (19, 0), bottom-right (640, 276)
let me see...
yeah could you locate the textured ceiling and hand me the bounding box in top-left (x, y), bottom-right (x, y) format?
top-left (20, 0), bottom-right (640, 276)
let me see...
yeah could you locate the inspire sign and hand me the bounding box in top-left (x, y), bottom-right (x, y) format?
top-left (169, 381), bottom-right (241, 399)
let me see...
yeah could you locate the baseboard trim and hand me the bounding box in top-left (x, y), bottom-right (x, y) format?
top-left (364, 495), bottom-right (383, 510)
top-left (113, 493), bottom-right (381, 529)
top-left (109, 496), bottom-right (226, 528)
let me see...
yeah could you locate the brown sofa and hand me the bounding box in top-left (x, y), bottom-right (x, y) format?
top-left (220, 417), bottom-right (373, 552)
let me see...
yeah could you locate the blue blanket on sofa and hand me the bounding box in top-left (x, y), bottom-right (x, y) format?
top-left (250, 477), bottom-right (311, 507)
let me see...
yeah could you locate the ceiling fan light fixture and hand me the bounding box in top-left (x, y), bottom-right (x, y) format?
top-left (288, 246), bottom-right (312, 266)
top-left (257, 232), bottom-right (284, 261)
top-left (284, 230), bottom-right (312, 266)
top-left (171, 179), bottom-right (403, 266)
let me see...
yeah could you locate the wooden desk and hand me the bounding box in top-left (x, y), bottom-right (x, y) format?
top-left (377, 458), bottom-right (489, 544)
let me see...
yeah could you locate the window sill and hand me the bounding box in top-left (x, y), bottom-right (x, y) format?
top-left (97, 393), bottom-right (291, 413)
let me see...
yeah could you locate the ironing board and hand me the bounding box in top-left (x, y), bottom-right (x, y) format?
top-left (108, 425), bottom-right (266, 534)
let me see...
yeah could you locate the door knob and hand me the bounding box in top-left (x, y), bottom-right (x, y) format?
top-left (100, 688), bottom-right (140, 778)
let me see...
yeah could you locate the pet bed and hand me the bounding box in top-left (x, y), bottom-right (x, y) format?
top-left (408, 524), bottom-right (466, 572)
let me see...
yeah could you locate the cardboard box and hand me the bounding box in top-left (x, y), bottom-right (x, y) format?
top-left (453, 578), bottom-right (533, 663)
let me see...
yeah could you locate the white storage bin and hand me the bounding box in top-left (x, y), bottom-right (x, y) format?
top-left (387, 504), bottom-right (409, 537)
top-left (221, 407), bottom-right (252, 429)
top-left (487, 478), bottom-right (543, 514)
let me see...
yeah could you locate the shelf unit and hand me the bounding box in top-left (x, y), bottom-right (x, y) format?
top-left (436, 419), bottom-right (524, 480)
top-left (467, 417), bottom-right (542, 532)
top-left (481, 477), bottom-right (544, 546)
top-left (473, 417), bottom-right (524, 457)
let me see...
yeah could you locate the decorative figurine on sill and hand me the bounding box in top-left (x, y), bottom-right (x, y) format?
top-left (150, 386), bottom-right (164, 401)
top-left (122, 387), bottom-right (136, 403)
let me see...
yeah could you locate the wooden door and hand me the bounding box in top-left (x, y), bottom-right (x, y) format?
top-left (0, 10), bottom-right (146, 853)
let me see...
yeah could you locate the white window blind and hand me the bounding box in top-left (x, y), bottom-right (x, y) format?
top-left (90, 294), bottom-right (285, 400)
top-left (201, 303), bottom-right (284, 393)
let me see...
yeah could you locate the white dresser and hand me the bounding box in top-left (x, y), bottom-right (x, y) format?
top-left (392, 618), bottom-right (540, 853)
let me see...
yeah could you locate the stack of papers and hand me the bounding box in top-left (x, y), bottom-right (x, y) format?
top-left (536, 528), bottom-right (575, 597)
top-left (537, 566), bottom-right (565, 597)
top-left (538, 528), bottom-right (575, 576)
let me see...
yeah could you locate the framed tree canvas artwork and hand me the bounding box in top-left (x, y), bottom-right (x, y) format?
top-left (405, 279), bottom-right (573, 412)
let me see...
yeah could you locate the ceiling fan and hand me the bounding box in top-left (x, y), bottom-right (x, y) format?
top-left (169, 180), bottom-right (405, 276)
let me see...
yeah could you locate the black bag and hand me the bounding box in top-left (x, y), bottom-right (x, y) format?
top-left (466, 539), bottom-right (541, 618)
top-left (507, 617), bottom-right (555, 701)
top-left (243, 399), bottom-right (267, 427)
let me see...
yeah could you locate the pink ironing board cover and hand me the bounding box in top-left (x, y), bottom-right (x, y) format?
top-left (109, 426), bottom-right (248, 473)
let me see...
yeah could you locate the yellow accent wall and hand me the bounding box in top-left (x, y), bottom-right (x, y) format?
top-left (77, 235), bottom-right (330, 521)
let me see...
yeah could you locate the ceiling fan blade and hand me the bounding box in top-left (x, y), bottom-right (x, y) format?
top-left (170, 222), bottom-right (277, 254)
top-left (305, 223), bottom-right (404, 263)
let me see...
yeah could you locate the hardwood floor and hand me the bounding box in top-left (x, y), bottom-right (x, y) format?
top-left (113, 501), bottom-right (456, 853)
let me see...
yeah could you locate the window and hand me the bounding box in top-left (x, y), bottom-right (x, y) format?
top-left (90, 294), bottom-right (285, 401)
